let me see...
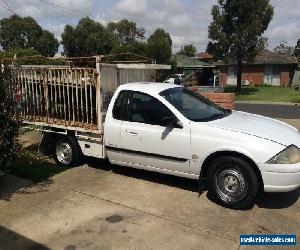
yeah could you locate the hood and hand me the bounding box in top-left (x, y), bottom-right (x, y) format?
top-left (208, 111), bottom-right (300, 147)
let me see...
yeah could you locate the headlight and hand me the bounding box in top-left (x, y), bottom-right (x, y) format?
top-left (267, 145), bottom-right (300, 164)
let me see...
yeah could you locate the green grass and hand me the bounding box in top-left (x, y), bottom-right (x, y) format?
top-left (225, 86), bottom-right (300, 103)
top-left (10, 151), bottom-right (68, 183)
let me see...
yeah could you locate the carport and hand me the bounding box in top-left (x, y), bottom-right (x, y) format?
top-left (171, 54), bottom-right (216, 86)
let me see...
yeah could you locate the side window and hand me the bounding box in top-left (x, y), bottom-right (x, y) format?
top-left (129, 91), bottom-right (175, 126)
top-left (112, 91), bottom-right (129, 120)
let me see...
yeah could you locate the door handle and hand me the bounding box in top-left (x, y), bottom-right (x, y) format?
top-left (126, 130), bottom-right (138, 135)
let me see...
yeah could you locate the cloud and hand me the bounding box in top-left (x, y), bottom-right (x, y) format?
top-left (44, 23), bottom-right (65, 41)
top-left (1, 0), bottom-right (94, 19)
top-left (40, 0), bottom-right (93, 17)
top-left (169, 14), bottom-right (192, 29)
top-left (68, 0), bottom-right (300, 52)
top-left (109, 0), bottom-right (223, 51)
top-left (265, 0), bottom-right (300, 48)
top-left (18, 4), bottom-right (42, 17)
top-left (0, 0), bottom-right (299, 53)
top-left (111, 0), bottom-right (204, 50)
top-left (266, 23), bottom-right (300, 48)
top-left (116, 0), bottom-right (148, 16)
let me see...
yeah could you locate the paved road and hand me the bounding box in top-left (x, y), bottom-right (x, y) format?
top-left (235, 103), bottom-right (300, 119)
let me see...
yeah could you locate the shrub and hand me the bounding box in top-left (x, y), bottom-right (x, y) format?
top-left (0, 62), bottom-right (20, 180)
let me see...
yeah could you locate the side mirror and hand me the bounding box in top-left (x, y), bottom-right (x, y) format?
top-left (162, 117), bottom-right (183, 129)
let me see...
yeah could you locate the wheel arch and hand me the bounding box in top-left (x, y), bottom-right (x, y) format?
top-left (39, 131), bottom-right (71, 155)
top-left (200, 150), bottom-right (264, 189)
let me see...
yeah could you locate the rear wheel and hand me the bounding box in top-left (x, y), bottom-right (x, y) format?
top-left (54, 136), bottom-right (83, 167)
top-left (207, 156), bottom-right (259, 209)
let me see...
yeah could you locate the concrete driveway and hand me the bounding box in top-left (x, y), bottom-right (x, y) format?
top-left (1, 161), bottom-right (299, 250)
top-left (0, 121), bottom-right (299, 250)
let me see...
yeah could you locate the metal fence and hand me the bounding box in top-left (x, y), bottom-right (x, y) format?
top-left (10, 65), bottom-right (98, 130)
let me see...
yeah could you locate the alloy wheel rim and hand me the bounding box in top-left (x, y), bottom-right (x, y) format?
top-left (56, 142), bottom-right (72, 165)
top-left (214, 168), bottom-right (248, 203)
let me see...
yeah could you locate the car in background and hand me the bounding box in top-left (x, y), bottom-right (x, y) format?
top-left (164, 74), bottom-right (185, 85)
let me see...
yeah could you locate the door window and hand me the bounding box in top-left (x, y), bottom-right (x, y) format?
top-left (112, 90), bottom-right (130, 120)
top-left (128, 91), bottom-right (175, 126)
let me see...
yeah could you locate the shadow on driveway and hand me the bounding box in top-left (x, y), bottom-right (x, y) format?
top-left (0, 226), bottom-right (50, 250)
top-left (86, 157), bottom-right (299, 210)
top-left (256, 188), bottom-right (300, 209)
top-left (86, 157), bottom-right (199, 193)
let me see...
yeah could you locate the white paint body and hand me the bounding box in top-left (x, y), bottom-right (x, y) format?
top-left (104, 83), bottom-right (300, 193)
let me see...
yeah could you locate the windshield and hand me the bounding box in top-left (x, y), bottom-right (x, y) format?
top-left (160, 87), bottom-right (231, 122)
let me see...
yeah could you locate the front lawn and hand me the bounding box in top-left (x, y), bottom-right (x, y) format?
top-left (225, 86), bottom-right (300, 103)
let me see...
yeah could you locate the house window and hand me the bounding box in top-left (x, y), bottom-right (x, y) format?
top-left (264, 65), bottom-right (280, 86)
top-left (227, 66), bottom-right (237, 85)
top-left (228, 66), bottom-right (237, 76)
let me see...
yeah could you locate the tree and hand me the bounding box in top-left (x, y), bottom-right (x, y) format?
top-left (0, 63), bottom-right (20, 181)
top-left (60, 25), bottom-right (77, 56)
top-left (61, 17), bottom-right (118, 57)
top-left (36, 31), bottom-right (59, 57)
top-left (257, 37), bottom-right (269, 50)
top-left (110, 41), bottom-right (147, 57)
top-left (108, 19), bottom-right (146, 56)
top-left (0, 15), bottom-right (59, 57)
top-left (274, 41), bottom-right (294, 56)
top-left (207, 0), bottom-right (273, 94)
top-left (0, 15), bottom-right (41, 51)
top-left (0, 48), bottom-right (39, 58)
top-left (294, 39), bottom-right (300, 61)
top-left (146, 28), bottom-right (172, 64)
top-left (108, 19), bottom-right (145, 45)
top-left (177, 44), bottom-right (197, 57)
top-left (206, 41), bottom-right (214, 54)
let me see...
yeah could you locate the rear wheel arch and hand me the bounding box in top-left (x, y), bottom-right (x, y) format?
top-left (40, 131), bottom-right (83, 167)
top-left (40, 130), bottom-right (77, 153)
top-left (200, 151), bottom-right (263, 189)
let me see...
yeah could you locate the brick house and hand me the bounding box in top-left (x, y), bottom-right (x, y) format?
top-left (216, 49), bottom-right (298, 86)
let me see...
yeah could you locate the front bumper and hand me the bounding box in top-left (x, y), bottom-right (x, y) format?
top-left (258, 163), bottom-right (300, 192)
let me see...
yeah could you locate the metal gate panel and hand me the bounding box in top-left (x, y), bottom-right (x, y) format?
top-left (11, 65), bottom-right (98, 130)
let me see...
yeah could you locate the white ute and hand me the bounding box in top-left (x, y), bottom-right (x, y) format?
top-left (103, 83), bottom-right (300, 208)
top-left (16, 69), bottom-right (299, 209)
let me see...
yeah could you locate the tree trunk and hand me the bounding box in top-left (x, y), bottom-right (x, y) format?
top-left (236, 57), bottom-right (242, 95)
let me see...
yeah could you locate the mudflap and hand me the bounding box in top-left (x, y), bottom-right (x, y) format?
top-left (198, 176), bottom-right (207, 197)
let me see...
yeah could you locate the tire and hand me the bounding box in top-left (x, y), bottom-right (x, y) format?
top-left (54, 135), bottom-right (83, 167)
top-left (207, 156), bottom-right (259, 209)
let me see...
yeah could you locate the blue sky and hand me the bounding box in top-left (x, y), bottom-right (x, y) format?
top-left (0, 0), bottom-right (299, 53)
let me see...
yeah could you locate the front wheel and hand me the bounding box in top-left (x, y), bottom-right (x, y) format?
top-left (207, 156), bottom-right (259, 209)
top-left (54, 136), bottom-right (83, 167)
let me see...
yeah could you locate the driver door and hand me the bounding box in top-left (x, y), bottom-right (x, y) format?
top-left (120, 91), bottom-right (191, 174)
